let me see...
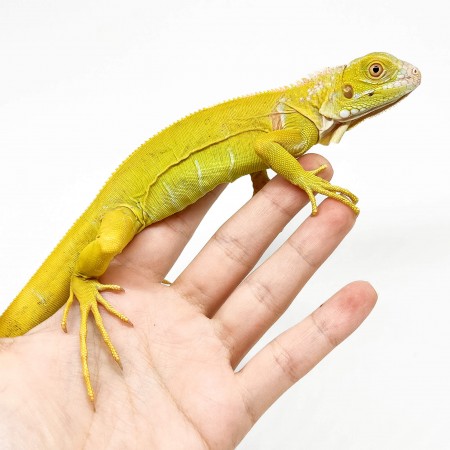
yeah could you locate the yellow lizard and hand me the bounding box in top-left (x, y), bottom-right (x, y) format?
top-left (0, 52), bottom-right (421, 405)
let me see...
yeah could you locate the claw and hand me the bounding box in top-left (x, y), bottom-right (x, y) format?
top-left (299, 168), bottom-right (359, 216)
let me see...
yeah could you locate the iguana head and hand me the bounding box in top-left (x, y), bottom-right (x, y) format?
top-left (318, 52), bottom-right (421, 144)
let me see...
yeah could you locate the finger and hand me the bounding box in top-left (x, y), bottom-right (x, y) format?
top-left (106, 185), bottom-right (226, 284)
top-left (173, 154), bottom-right (334, 315)
top-left (213, 198), bottom-right (356, 366)
top-left (237, 281), bottom-right (377, 425)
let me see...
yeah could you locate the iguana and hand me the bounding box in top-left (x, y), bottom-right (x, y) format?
top-left (0, 52), bottom-right (421, 405)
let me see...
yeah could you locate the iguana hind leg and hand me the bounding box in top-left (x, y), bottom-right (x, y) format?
top-left (61, 206), bottom-right (141, 404)
top-left (250, 170), bottom-right (270, 195)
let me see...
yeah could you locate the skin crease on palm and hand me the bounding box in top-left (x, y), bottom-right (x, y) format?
top-left (0, 153), bottom-right (377, 449)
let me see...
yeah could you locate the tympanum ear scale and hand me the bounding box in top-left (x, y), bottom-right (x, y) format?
top-left (342, 84), bottom-right (354, 99)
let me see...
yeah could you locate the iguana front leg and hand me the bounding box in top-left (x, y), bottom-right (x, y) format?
top-left (61, 206), bottom-right (141, 404)
top-left (254, 125), bottom-right (359, 215)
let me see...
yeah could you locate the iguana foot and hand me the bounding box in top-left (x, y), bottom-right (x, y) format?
top-left (298, 164), bottom-right (359, 215)
top-left (61, 275), bottom-right (133, 404)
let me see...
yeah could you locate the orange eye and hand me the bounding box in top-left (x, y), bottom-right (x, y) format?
top-left (369, 62), bottom-right (384, 78)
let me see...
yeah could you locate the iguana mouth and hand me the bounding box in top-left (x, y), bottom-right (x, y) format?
top-left (345, 92), bottom-right (411, 126)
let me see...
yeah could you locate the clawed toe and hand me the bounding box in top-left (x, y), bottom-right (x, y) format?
top-left (300, 171), bottom-right (359, 216)
top-left (61, 275), bottom-right (130, 404)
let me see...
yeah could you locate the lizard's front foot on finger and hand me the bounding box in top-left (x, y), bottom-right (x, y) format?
top-left (297, 165), bottom-right (360, 216)
top-left (61, 275), bottom-right (133, 404)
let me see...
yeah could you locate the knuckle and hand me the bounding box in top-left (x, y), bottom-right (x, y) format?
top-left (286, 236), bottom-right (320, 270)
top-left (246, 278), bottom-right (283, 317)
top-left (212, 230), bottom-right (252, 269)
top-left (311, 312), bottom-right (339, 348)
top-left (271, 340), bottom-right (300, 384)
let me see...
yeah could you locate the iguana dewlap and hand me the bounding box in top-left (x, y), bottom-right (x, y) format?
top-left (0, 52), bottom-right (421, 404)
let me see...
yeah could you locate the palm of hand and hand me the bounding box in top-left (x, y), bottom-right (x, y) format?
top-left (124, 284), bottom-right (251, 449)
top-left (1, 154), bottom-right (376, 449)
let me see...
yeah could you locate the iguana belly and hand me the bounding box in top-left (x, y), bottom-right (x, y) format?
top-left (140, 131), bottom-right (267, 224)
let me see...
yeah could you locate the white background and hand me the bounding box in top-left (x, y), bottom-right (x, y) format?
top-left (0, 1), bottom-right (449, 448)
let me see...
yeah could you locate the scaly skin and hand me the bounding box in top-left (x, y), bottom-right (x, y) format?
top-left (0, 52), bottom-right (421, 404)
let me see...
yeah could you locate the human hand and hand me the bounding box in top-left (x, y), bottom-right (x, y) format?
top-left (0, 154), bottom-right (376, 449)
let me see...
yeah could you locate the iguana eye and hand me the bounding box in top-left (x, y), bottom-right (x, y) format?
top-left (369, 63), bottom-right (384, 78)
